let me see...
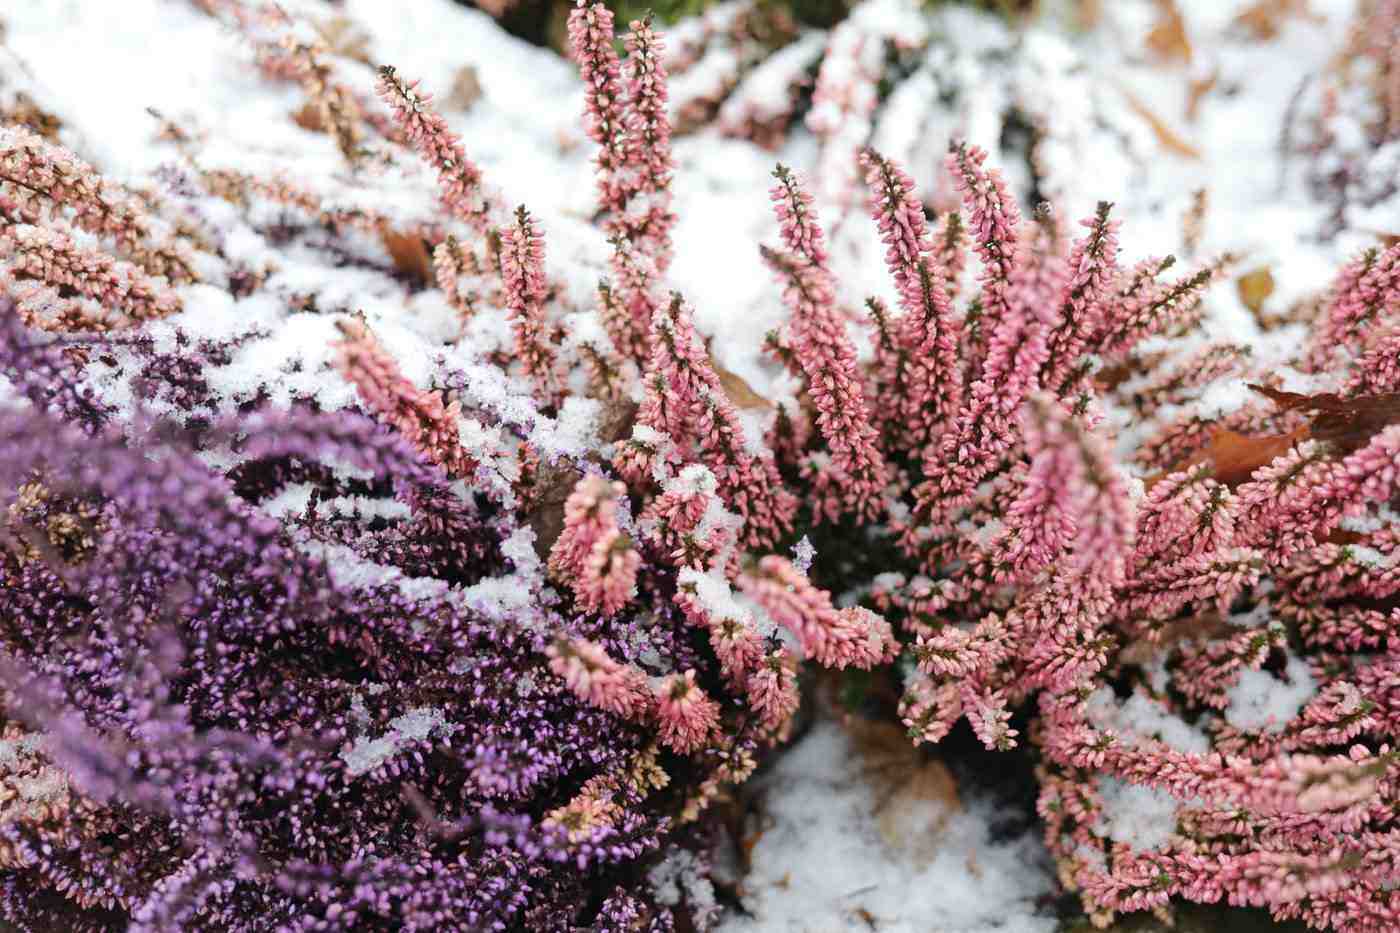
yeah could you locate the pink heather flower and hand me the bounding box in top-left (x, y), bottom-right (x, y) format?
top-left (766, 165), bottom-right (887, 520)
top-left (1318, 243), bottom-right (1400, 360)
top-left (596, 275), bottom-right (649, 366)
top-left (640, 293), bottom-right (796, 549)
top-left (432, 235), bottom-right (478, 319)
top-left (1094, 259), bottom-right (1217, 360)
top-left (914, 143), bottom-right (1036, 521)
top-left (1346, 327), bottom-right (1400, 395)
top-left (946, 141), bottom-right (1021, 348)
top-left (500, 205), bottom-right (561, 405)
top-left (740, 555), bottom-right (897, 670)
top-left (0, 224), bottom-right (180, 329)
top-left (1040, 202), bottom-right (1122, 394)
top-left (674, 574), bottom-right (766, 689)
top-left (546, 638), bottom-right (653, 721)
top-left (548, 475), bottom-right (639, 617)
top-left (859, 148), bottom-right (962, 446)
top-left (620, 15), bottom-right (677, 272)
top-left (569, 0), bottom-right (629, 220)
top-left (804, 17), bottom-right (883, 216)
top-left (935, 210), bottom-right (967, 301)
top-left (746, 647), bottom-right (801, 735)
top-left (640, 463), bottom-right (737, 573)
top-left (375, 65), bottom-right (497, 235)
top-left (900, 677), bottom-right (962, 745)
top-left (654, 670), bottom-right (720, 754)
top-left (604, 235), bottom-right (659, 364)
top-left (545, 791), bottom-right (618, 842)
top-left (333, 318), bottom-right (477, 479)
top-left (0, 125), bottom-right (196, 283)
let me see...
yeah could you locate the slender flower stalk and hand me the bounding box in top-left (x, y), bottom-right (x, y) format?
top-left (500, 205), bottom-right (561, 405)
top-left (766, 165), bottom-right (886, 519)
top-left (376, 65), bottom-right (497, 235)
top-left (333, 317), bottom-right (478, 479)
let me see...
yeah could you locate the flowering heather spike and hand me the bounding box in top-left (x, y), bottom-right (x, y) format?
top-left (500, 205), bottom-right (561, 405)
top-left (1318, 243), bottom-right (1400, 360)
top-left (1040, 201), bottom-right (1121, 394)
top-left (546, 638), bottom-right (654, 721)
top-left (767, 164), bottom-right (887, 519)
top-left (0, 125), bottom-right (196, 283)
top-left (740, 555), bottom-right (897, 670)
top-left (375, 65), bottom-right (497, 235)
top-left (935, 209), bottom-right (967, 301)
top-left (333, 316), bottom-right (478, 479)
top-left (605, 234), bottom-right (660, 364)
top-left (746, 646), bottom-right (801, 734)
top-left (620, 14), bottom-right (677, 272)
top-left (654, 670), bottom-right (719, 754)
top-left (946, 141), bottom-right (1022, 357)
top-left (641, 291), bottom-right (796, 549)
top-left (911, 143), bottom-right (1038, 522)
top-left (548, 475), bottom-right (639, 617)
top-left (1, 223), bottom-right (181, 328)
top-left (432, 235), bottom-right (477, 319)
top-left (1095, 260), bottom-right (1217, 358)
top-left (569, 0), bottom-right (629, 221)
top-left (860, 148), bottom-right (962, 443)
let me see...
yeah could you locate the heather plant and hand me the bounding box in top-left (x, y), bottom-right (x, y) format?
top-left (2, 0), bottom-right (1400, 931)
top-left (1283, 0), bottom-right (1400, 237)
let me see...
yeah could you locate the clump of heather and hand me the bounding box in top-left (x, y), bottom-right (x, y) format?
top-left (1285, 0), bottom-right (1400, 237)
top-left (3, 0), bottom-right (1400, 931)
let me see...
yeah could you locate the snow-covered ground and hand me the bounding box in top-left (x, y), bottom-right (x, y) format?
top-left (0, 0), bottom-right (1379, 927)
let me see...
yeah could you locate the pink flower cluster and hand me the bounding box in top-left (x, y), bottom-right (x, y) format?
top-left (548, 475), bottom-right (639, 617)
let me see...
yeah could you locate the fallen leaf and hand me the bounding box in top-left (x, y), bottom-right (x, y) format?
top-left (446, 66), bottom-right (484, 112)
top-left (380, 228), bottom-right (433, 285)
top-left (846, 718), bottom-right (961, 866)
top-left (290, 101), bottom-right (326, 133)
top-left (1237, 267), bottom-right (1275, 316)
top-left (1186, 70), bottom-right (1218, 121)
top-left (314, 16), bottom-right (372, 64)
top-left (1233, 0), bottom-right (1317, 40)
top-left (710, 352), bottom-right (773, 410)
top-left (1251, 385), bottom-right (1400, 454)
top-left (1123, 89), bottom-right (1201, 159)
top-left (1163, 426), bottom-right (1306, 488)
top-left (1145, 0), bottom-right (1192, 64)
top-left (1076, 0), bottom-right (1103, 30)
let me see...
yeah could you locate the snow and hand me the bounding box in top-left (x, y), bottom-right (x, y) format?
top-left (340, 705), bottom-right (458, 777)
top-left (721, 721), bottom-right (1055, 933)
top-left (1093, 777), bottom-right (1181, 851)
top-left (1224, 654), bottom-right (1319, 733)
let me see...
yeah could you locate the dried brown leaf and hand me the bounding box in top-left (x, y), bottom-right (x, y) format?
top-left (710, 352), bottom-right (773, 411)
top-left (314, 16), bottom-right (372, 65)
top-left (1233, 0), bottom-right (1317, 40)
top-left (446, 66), bottom-right (484, 112)
top-left (1123, 89), bottom-right (1201, 159)
top-left (1251, 384), bottom-right (1400, 454)
top-left (846, 719), bottom-right (960, 866)
top-left (1237, 266), bottom-right (1276, 316)
top-left (1186, 70), bottom-right (1218, 121)
top-left (1145, 0), bottom-right (1192, 64)
top-left (1168, 427), bottom-right (1306, 488)
top-left (380, 229), bottom-right (433, 285)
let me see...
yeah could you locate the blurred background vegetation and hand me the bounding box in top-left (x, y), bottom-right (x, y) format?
top-left (457, 0), bottom-right (1044, 52)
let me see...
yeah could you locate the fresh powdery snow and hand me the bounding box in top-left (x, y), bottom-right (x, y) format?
top-left (720, 722), bottom-right (1056, 933)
